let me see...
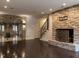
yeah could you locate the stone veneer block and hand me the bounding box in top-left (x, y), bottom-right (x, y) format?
top-left (48, 40), bottom-right (76, 51)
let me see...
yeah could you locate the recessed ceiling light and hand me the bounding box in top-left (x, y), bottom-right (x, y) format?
top-left (6, 0), bottom-right (10, 2)
top-left (41, 12), bottom-right (44, 14)
top-left (62, 3), bottom-right (66, 6)
top-left (49, 8), bottom-right (53, 11)
top-left (4, 6), bottom-right (8, 8)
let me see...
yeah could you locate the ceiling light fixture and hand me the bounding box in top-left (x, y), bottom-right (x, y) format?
top-left (41, 12), bottom-right (44, 14)
top-left (62, 3), bottom-right (66, 6)
top-left (6, 0), bottom-right (10, 2)
top-left (4, 6), bottom-right (8, 8)
top-left (49, 8), bottom-right (53, 11)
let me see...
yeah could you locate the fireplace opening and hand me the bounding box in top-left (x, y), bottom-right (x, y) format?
top-left (56, 29), bottom-right (74, 43)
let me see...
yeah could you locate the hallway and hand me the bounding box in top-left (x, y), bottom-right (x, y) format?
top-left (0, 39), bottom-right (78, 58)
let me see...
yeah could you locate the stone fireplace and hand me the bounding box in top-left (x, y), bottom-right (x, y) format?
top-left (49, 5), bottom-right (79, 51)
top-left (56, 29), bottom-right (74, 43)
top-left (40, 5), bottom-right (79, 51)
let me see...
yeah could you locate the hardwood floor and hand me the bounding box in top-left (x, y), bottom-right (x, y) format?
top-left (0, 39), bottom-right (79, 58)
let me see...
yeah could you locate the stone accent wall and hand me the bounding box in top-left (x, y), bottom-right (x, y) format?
top-left (52, 5), bottom-right (79, 44)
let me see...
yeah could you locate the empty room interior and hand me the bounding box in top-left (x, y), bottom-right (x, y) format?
top-left (0, 0), bottom-right (79, 58)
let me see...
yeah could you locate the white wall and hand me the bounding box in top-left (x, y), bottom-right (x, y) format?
top-left (26, 15), bottom-right (40, 40)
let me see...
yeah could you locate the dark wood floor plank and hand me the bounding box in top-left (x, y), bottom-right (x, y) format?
top-left (0, 39), bottom-right (78, 58)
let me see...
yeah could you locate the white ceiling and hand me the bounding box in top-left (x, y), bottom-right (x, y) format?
top-left (0, 0), bottom-right (79, 16)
